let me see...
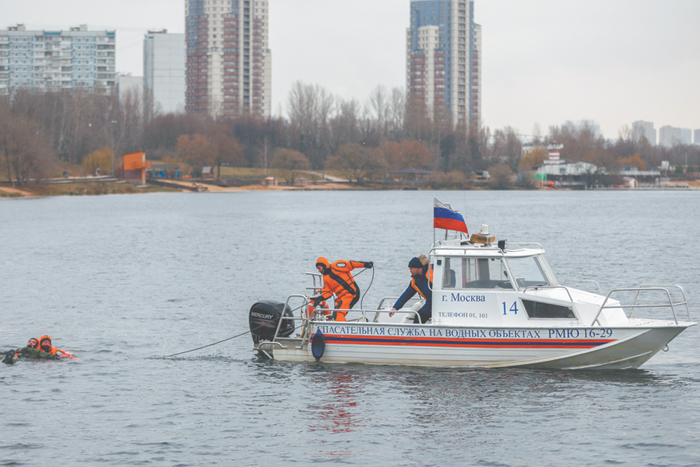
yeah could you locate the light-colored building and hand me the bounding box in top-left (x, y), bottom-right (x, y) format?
top-left (143, 31), bottom-right (185, 117)
top-left (116, 73), bottom-right (143, 101)
top-left (0, 24), bottom-right (115, 98)
top-left (680, 128), bottom-right (692, 145)
top-left (695, 129), bottom-right (700, 145)
top-left (406, 0), bottom-right (481, 127)
top-left (185, 0), bottom-right (272, 118)
top-left (632, 120), bottom-right (656, 145)
top-left (659, 125), bottom-right (692, 147)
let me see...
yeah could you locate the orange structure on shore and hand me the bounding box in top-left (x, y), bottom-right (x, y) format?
top-left (121, 151), bottom-right (151, 185)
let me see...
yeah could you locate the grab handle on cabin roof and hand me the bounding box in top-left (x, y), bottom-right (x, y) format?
top-left (562, 279), bottom-right (603, 295)
top-left (522, 285), bottom-right (575, 304)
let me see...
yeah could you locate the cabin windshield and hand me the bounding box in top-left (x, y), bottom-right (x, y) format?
top-left (506, 256), bottom-right (551, 290)
top-left (441, 257), bottom-right (513, 290)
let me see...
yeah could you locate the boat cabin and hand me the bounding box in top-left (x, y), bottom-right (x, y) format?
top-left (427, 231), bottom-right (603, 328)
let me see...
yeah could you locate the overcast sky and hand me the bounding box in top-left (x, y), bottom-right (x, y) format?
top-left (3, 0), bottom-right (699, 139)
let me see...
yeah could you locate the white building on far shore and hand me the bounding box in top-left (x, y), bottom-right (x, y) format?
top-left (632, 120), bottom-right (656, 145)
top-left (659, 125), bottom-right (692, 147)
top-left (143, 30), bottom-right (185, 118)
top-left (0, 23), bottom-right (116, 98)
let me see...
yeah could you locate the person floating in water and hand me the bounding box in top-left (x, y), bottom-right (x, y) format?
top-left (2, 335), bottom-right (76, 364)
top-left (2, 337), bottom-right (60, 364)
top-left (38, 335), bottom-right (76, 359)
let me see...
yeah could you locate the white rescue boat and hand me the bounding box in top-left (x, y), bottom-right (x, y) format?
top-left (249, 226), bottom-right (694, 370)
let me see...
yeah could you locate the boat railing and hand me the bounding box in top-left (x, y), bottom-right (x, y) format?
top-left (590, 285), bottom-right (691, 327)
top-left (272, 294), bottom-right (427, 347)
top-left (268, 294), bottom-right (313, 350)
top-left (502, 242), bottom-right (545, 250)
top-left (562, 279), bottom-right (604, 295)
top-left (431, 240), bottom-right (544, 252)
top-left (305, 297), bottom-right (422, 325)
top-left (304, 272), bottom-right (323, 295)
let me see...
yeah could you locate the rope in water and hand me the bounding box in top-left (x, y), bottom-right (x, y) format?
top-left (163, 266), bottom-right (375, 358)
top-left (163, 328), bottom-right (259, 358)
top-left (162, 303), bottom-right (307, 358)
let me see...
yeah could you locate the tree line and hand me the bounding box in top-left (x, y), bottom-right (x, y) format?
top-left (1, 82), bottom-right (698, 187)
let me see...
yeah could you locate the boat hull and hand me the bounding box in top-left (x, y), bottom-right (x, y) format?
top-left (256, 321), bottom-right (692, 370)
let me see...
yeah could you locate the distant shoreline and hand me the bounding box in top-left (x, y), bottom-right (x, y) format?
top-left (0, 179), bottom-right (368, 198)
top-left (1, 179), bottom-right (698, 198)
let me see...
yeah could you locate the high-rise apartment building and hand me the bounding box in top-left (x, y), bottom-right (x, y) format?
top-left (406, 0), bottom-right (481, 127)
top-left (116, 73), bottom-right (143, 102)
top-left (0, 24), bottom-right (115, 98)
top-left (680, 128), bottom-right (692, 145)
top-left (144, 30), bottom-right (186, 117)
top-left (659, 126), bottom-right (681, 148)
top-left (631, 121), bottom-right (656, 146)
top-left (185, 0), bottom-right (272, 118)
top-left (694, 129), bottom-right (700, 145)
top-left (659, 125), bottom-right (692, 147)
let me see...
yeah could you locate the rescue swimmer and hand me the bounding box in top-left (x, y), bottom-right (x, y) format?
top-left (3, 337), bottom-right (58, 364)
top-left (311, 258), bottom-right (373, 321)
top-left (391, 255), bottom-right (433, 324)
top-left (38, 335), bottom-right (72, 357)
top-left (2, 335), bottom-right (75, 365)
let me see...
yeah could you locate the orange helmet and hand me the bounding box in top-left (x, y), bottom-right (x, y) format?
top-left (39, 335), bottom-right (52, 352)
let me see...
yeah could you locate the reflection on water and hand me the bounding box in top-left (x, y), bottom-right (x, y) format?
top-left (309, 368), bottom-right (363, 434)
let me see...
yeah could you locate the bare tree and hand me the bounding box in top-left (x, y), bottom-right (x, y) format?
top-left (0, 105), bottom-right (56, 185)
top-left (287, 81), bottom-right (334, 169)
top-left (388, 87), bottom-right (406, 140)
top-left (382, 139), bottom-right (433, 170)
top-left (270, 147), bottom-right (310, 186)
top-left (176, 134), bottom-right (213, 176)
top-left (207, 124), bottom-right (243, 178)
top-left (259, 135), bottom-right (271, 175)
top-left (328, 97), bottom-right (361, 154)
top-left (325, 143), bottom-right (387, 184)
top-left (487, 163), bottom-right (515, 190)
top-left (492, 127), bottom-right (522, 172)
top-left (366, 85), bottom-right (391, 139)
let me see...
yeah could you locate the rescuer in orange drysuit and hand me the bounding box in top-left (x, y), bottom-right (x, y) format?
top-left (311, 257), bottom-right (373, 322)
top-left (38, 336), bottom-right (70, 358)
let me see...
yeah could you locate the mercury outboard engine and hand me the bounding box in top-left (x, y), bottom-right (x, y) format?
top-left (249, 300), bottom-right (295, 344)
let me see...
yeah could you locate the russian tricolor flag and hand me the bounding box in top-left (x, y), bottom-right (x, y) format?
top-left (434, 198), bottom-right (468, 234)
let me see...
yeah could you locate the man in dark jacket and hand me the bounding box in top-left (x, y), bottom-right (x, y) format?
top-left (391, 255), bottom-right (432, 324)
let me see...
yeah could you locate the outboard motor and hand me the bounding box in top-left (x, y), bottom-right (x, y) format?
top-left (249, 300), bottom-right (295, 344)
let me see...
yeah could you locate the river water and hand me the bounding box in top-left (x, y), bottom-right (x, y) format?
top-left (1, 190), bottom-right (699, 466)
